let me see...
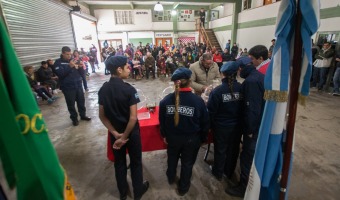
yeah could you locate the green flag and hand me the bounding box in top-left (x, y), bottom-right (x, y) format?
top-left (0, 19), bottom-right (75, 199)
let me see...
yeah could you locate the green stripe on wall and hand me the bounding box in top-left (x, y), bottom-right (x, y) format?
top-left (212, 6), bottom-right (340, 31)
top-left (238, 17), bottom-right (276, 29)
top-left (320, 6), bottom-right (340, 19)
top-left (212, 25), bottom-right (232, 32)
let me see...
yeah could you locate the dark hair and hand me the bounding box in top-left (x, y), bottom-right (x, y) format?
top-left (62, 46), bottom-right (71, 53)
top-left (41, 61), bottom-right (47, 65)
top-left (223, 72), bottom-right (237, 99)
top-left (248, 45), bottom-right (268, 60)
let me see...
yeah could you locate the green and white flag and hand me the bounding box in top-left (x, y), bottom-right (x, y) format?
top-left (0, 19), bottom-right (76, 200)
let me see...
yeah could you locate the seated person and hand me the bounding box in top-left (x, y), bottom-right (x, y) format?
top-left (24, 65), bottom-right (57, 104)
top-left (144, 52), bottom-right (156, 79)
top-left (132, 53), bottom-right (144, 80)
top-left (37, 61), bottom-right (59, 92)
top-left (165, 52), bottom-right (176, 76)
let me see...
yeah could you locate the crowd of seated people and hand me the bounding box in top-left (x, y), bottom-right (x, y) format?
top-left (24, 65), bottom-right (58, 104)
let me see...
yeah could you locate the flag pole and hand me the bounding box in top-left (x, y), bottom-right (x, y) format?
top-left (279, 0), bottom-right (302, 199)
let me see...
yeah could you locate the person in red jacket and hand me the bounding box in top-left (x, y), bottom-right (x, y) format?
top-left (213, 50), bottom-right (223, 71)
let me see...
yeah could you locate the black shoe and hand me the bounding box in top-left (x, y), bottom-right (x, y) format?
top-left (167, 176), bottom-right (175, 185)
top-left (209, 165), bottom-right (222, 181)
top-left (134, 180), bottom-right (149, 200)
top-left (177, 189), bottom-right (188, 196)
top-left (80, 116), bottom-right (91, 121)
top-left (72, 120), bottom-right (79, 126)
top-left (225, 184), bottom-right (246, 198)
top-left (120, 194), bottom-right (127, 200)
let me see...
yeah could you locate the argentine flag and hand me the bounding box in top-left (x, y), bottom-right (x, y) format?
top-left (244, 0), bottom-right (320, 199)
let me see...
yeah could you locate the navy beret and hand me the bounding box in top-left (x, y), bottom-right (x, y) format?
top-left (236, 56), bottom-right (252, 67)
top-left (105, 56), bottom-right (128, 71)
top-left (220, 61), bottom-right (239, 74)
top-left (171, 67), bottom-right (192, 81)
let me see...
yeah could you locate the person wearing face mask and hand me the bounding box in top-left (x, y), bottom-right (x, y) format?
top-left (225, 56), bottom-right (265, 198)
top-left (189, 53), bottom-right (220, 96)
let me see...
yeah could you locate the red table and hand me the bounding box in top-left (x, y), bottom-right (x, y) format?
top-left (107, 106), bottom-right (167, 161)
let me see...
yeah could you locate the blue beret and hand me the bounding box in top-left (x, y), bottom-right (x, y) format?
top-left (220, 61), bottom-right (239, 74)
top-left (105, 56), bottom-right (127, 71)
top-left (171, 67), bottom-right (192, 81)
top-left (236, 56), bottom-right (252, 67)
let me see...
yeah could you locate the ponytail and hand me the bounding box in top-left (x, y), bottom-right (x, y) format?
top-left (174, 80), bottom-right (180, 126)
top-left (225, 72), bottom-right (237, 99)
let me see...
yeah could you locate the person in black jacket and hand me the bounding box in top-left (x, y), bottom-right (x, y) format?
top-left (225, 56), bottom-right (265, 198)
top-left (98, 56), bottom-right (149, 200)
top-left (54, 46), bottom-right (91, 126)
top-left (199, 8), bottom-right (206, 28)
top-left (207, 61), bottom-right (243, 182)
top-left (159, 67), bottom-right (209, 196)
top-left (37, 61), bottom-right (58, 92)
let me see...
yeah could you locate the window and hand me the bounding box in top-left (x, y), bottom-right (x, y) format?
top-left (243, 0), bottom-right (252, 10)
top-left (115, 11), bottom-right (133, 24)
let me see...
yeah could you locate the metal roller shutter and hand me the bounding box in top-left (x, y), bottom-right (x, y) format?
top-left (0, 0), bottom-right (76, 67)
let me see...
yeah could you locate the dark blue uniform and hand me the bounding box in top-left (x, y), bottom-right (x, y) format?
top-left (207, 78), bottom-right (243, 179)
top-left (54, 57), bottom-right (86, 121)
top-left (240, 67), bottom-right (265, 189)
top-left (98, 77), bottom-right (145, 199)
top-left (159, 90), bottom-right (209, 194)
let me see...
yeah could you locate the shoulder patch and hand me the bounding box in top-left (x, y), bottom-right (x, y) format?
top-left (135, 93), bottom-right (139, 99)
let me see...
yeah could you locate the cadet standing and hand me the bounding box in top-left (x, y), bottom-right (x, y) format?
top-left (159, 67), bottom-right (209, 196)
top-left (98, 56), bottom-right (149, 200)
top-left (207, 61), bottom-right (243, 182)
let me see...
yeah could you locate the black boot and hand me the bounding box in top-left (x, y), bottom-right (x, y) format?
top-left (225, 184), bottom-right (246, 198)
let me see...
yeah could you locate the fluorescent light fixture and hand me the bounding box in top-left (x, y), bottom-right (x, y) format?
top-left (154, 2), bottom-right (164, 11)
top-left (171, 10), bottom-right (177, 15)
top-left (173, 3), bottom-right (180, 9)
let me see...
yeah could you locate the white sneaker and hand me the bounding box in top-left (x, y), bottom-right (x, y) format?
top-left (332, 92), bottom-right (340, 96)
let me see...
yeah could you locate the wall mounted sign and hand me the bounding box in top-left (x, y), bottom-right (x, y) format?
top-left (155, 32), bottom-right (173, 38)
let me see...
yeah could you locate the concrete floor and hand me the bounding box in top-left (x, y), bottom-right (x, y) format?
top-left (2, 65), bottom-right (340, 200)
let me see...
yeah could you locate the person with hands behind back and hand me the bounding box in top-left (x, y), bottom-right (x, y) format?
top-left (159, 67), bottom-right (209, 196)
top-left (98, 56), bottom-right (149, 200)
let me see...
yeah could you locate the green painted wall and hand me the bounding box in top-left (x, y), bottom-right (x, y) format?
top-left (212, 6), bottom-right (340, 32)
top-left (129, 38), bottom-right (153, 47)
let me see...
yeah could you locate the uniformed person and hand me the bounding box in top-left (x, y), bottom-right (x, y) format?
top-left (159, 67), bottom-right (209, 196)
top-left (54, 46), bottom-right (91, 126)
top-left (98, 56), bottom-right (149, 200)
top-left (207, 61), bottom-right (243, 182)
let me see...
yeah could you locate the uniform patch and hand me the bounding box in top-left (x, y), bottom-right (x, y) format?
top-left (55, 67), bottom-right (59, 70)
top-left (222, 92), bottom-right (241, 102)
top-left (135, 93), bottom-right (139, 99)
top-left (166, 105), bottom-right (194, 117)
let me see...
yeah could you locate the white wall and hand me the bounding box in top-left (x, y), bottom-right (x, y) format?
top-left (321, 0), bottom-right (340, 8)
top-left (237, 26), bottom-right (275, 50)
top-left (177, 22), bottom-right (196, 30)
top-left (224, 3), bottom-right (234, 17)
top-left (319, 17), bottom-right (340, 32)
top-left (152, 22), bottom-right (173, 30)
top-left (210, 16), bottom-right (233, 29)
top-left (97, 33), bottom-right (124, 40)
top-left (95, 9), bottom-right (154, 32)
top-left (238, 2), bottom-right (280, 23)
top-left (215, 31), bottom-right (232, 49)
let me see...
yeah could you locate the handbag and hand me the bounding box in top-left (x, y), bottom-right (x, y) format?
top-left (313, 58), bottom-right (332, 68)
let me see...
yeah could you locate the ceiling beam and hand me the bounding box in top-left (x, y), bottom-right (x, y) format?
top-left (130, 2), bottom-right (134, 9)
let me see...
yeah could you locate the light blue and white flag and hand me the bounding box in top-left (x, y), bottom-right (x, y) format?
top-left (244, 0), bottom-right (320, 199)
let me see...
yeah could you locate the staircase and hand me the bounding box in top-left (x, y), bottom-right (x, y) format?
top-left (204, 29), bottom-right (222, 52)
